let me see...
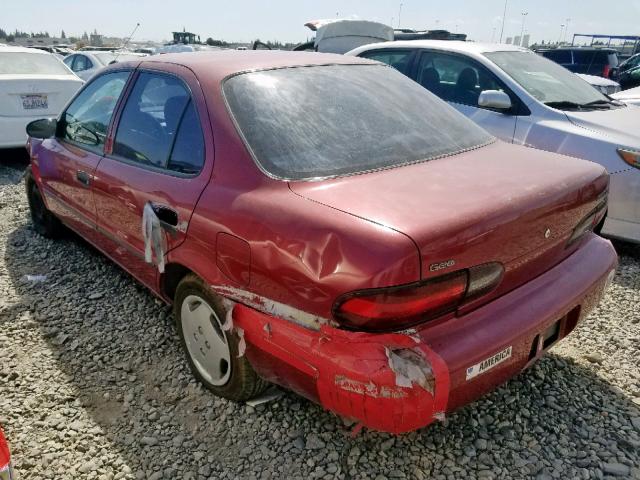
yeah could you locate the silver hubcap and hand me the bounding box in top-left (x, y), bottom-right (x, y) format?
top-left (181, 295), bottom-right (231, 386)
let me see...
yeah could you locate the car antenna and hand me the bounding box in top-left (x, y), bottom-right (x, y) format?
top-left (113, 22), bottom-right (140, 63)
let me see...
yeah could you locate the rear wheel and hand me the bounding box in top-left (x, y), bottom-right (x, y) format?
top-left (175, 274), bottom-right (268, 401)
top-left (26, 176), bottom-right (63, 238)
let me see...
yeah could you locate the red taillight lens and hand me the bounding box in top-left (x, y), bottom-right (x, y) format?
top-left (568, 196), bottom-right (608, 246)
top-left (334, 271), bottom-right (467, 332)
top-left (603, 65), bottom-right (611, 78)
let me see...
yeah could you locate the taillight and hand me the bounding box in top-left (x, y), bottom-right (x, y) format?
top-left (617, 148), bottom-right (640, 169)
top-left (603, 65), bottom-right (611, 78)
top-left (333, 263), bottom-right (504, 332)
top-left (567, 197), bottom-right (608, 246)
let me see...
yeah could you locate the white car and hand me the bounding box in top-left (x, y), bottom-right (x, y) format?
top-left (347, 41), bottom-right (640, 244)
top-left (0, 46), bottom-right (84, 149)
top-left (576, 73), bottom-right (621, 96)
top-left (612, 85), bottom-right (640, 106)
top-left (63, 51), bottom-right (145, 81)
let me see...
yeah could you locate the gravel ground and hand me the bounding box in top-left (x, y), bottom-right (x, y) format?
top-left (1, 152), bottom-right (639, 480)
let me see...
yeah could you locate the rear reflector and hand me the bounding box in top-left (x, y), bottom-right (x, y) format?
top-left (334, 263), bottom-right (504, 332)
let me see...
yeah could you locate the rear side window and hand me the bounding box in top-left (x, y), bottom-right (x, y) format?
top-left (73, 55), bottom-right (92, 72)
top-left (223, 64), bottom-right (493, 180)
top-left (358, 50), bottom-right (413, 74)
top-left (541, 50), bottom-right (572, 64)
top-left (113, 72), bottom-right (204, 173)
top-left (61, 71), bottom-right (129, 148)
top-left (167, 101), bottom-right (205, 174)
top-left (573, 50), bottom-right (605, 65)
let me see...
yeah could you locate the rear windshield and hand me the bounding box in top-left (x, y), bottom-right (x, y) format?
top-left (0, 52), bottom-right (71, 75)
top-left (223, 64), bottom-right (493, 180)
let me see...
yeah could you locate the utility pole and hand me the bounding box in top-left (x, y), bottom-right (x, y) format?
top-left (398, 3), bottom-right (404, 28)
top-left (519, 12), bottom-right (528, 46)
top-left (499, 0), bottom-right (508, 43)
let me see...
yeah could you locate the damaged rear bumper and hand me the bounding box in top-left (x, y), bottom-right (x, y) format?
top-left (231, 234), bottom-right (617, 434)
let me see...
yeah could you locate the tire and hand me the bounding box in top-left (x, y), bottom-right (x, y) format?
top-left (174, 274), bottom-right (268, 401)
top-left (25, 174), bottom-right (64, 239)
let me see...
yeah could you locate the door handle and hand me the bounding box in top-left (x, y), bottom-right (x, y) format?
top-left (151, 204), bottom-right (179, 236)
top-left (76, 170), bottom-right (90, 187)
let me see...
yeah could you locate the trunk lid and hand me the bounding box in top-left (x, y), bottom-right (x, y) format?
top-left (0, 75), bottom-right (83, 117)
top-left (290, 142), bottom-right (608, 303)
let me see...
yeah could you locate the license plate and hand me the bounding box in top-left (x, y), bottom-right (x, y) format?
top-left (21, 94), bottom-right (48, 110)
top-left (466, 346), bottom-right (512, 380)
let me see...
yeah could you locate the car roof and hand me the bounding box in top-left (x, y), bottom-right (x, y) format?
top-left (537, 46), bottom-right (617, 53)
top-left (0, 45), bottom-right (51, 55)
top-left (137, 50), bottom-right (377, 81)
top-left (353, 40), bottom-right (529, 55)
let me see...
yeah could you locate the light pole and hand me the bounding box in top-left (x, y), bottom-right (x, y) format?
top-left (398, 3), bottom-right (404, 28)
top-left (491, 26), bottom-right (497, 43)
top-left (558, 24), bottom-right (565, 45)
top-left (519, 12), bottom-right (528, 46)
top-left (499, 0), bottom-right (508, 43)
top-left (564, 18), bottom-right (571, 44)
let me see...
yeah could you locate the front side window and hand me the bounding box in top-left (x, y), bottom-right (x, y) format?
top-left (60, 71), bottom-right (129, 148)
top-left (113, 72), bottom-right (203, 173)
top-left (359, 50), bottom-right (414, 74)
top-left (414, 52), bottom-right (506, 107)
top-left (0, 52), bottom-right (71, 75)
top-left (223, 64), bottom-right (493, 181)
top-left (486, 51), bottom-right (610, 107)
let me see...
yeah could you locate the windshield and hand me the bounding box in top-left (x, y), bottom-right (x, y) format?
top-left (485, 51), bottom-right (608, 106)
top-left (0, 52), bottom-right (72, 75)
top-left (223, 64), bottom-right (493, 180)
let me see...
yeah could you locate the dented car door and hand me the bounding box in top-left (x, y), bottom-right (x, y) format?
top-left (91, 65), bottom-right (212, 288)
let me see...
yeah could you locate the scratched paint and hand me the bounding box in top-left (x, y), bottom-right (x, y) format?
top-left (334, 375), bottom-right (407, 399)
top-left (213, 284), bottom-right (331, 330)
top-left (386, 347), bottom-right (435, 394)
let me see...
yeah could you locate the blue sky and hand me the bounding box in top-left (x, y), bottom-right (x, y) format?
top-left (3, 0), bottom-right (640, 44)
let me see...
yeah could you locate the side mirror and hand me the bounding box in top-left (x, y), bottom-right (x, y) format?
top-left (478, 90), bottom-right (513, 111)
top-left (26, 118), bottom-right (57, 139)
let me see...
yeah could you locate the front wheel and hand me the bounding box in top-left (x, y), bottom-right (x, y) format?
top-left (174, 274), bottom-right (268, 401)
top-left (26, 175), bottom-right (63, 238)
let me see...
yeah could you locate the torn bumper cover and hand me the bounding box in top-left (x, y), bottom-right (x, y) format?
top-left (231, 235), bottom-right (617, 434)
top-left (234, 308), bottom-right (450, 434)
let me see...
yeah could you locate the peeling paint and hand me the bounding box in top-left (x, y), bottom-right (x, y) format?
top-left (433, 411), bottom-right (446, 422)
top-left (386, 347), bottom-right (434, 394)
top-left (335, 375), bottom-right (407, 399)
top-left (222, 308), bottom-right (234, 332)
top-left (141, 203), bottom-right (166, 273)
top-left (212, 285), bottom-right (330, 330)
top-left (237, 327), bottom-right (246, 357)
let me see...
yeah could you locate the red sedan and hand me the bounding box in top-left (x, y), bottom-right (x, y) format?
top-left (25, 51), bottom-right (617, 434)
top-left (0, 426), bottom-right (12, 480)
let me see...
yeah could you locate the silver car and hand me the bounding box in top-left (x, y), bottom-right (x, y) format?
top-left (347, 41), bottom-right (640, 244)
